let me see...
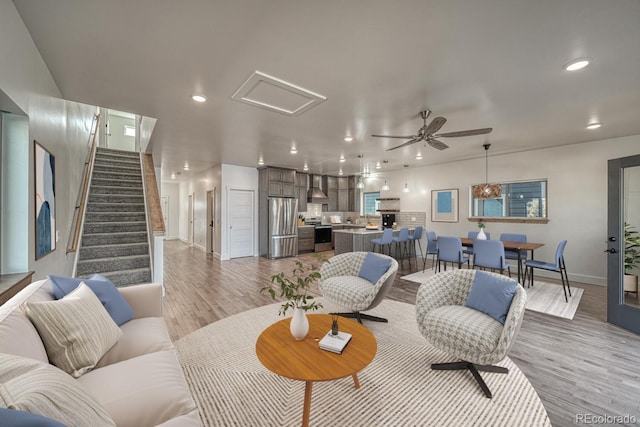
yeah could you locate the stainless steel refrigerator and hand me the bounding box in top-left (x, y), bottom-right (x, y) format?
top-left (268, 197), bottom-right (298, 259)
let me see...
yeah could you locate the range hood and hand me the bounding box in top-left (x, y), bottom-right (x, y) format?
top-left (307, 174), bottom-right (328, 201)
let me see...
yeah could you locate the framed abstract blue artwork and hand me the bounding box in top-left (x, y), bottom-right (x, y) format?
top-left (431, 189), bottom-right (458, 222)
top-left (34, 140), bottom-right (56, 259)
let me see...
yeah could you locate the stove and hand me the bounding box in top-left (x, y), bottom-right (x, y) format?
top-left (304, 218), bottom-right (333, 252)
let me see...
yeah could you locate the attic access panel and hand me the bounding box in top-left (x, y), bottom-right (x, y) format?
top-left (231, 71), bottom-right (326, 116)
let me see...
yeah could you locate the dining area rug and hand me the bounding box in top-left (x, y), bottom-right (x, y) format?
top-left (175, 299), bottom-right (550, 427)
top-left (401, 269), bottom-right (583, 320)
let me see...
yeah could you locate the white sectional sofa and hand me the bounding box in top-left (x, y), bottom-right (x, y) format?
top-left (0, 278), bottom-right (201, 426)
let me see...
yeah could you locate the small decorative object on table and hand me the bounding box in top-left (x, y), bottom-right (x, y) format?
top-left (319, 329), bottom-right (352, 354)
top-left (331, 314), bottom-right (339, 335)
top-left (477, 222), bottom-right (487, 240)
top-left (260, 256), bottom-right (326, 340)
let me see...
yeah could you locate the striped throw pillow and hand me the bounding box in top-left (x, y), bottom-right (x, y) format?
top-left (0, 353), bottom-right (115, 426)
top-left (23, 282), bottom-right (122, 378)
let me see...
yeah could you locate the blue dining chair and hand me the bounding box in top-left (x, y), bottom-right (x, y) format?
top-left (436, 236), bottom-right (469, 272)
top-left (392, 227), bottom-right (411, 267)
top-left (371, 228), bottom-right (394, 255)
top-left (500, 233), bottom-right (527, 278)
top-left (524, 240), bottom-right (571, 302)
top-left (472, 239), bottom-right (511, 277)
top-left (423, 230), bottom-right (438, 272)
top-left (407, 226), bottom-right (424, 264)
top-left (463, 230), bottom-right (491, 257)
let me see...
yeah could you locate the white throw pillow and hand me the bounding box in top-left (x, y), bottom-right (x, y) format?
top-left (0, 352), bottom-right (116, 426)
top-left (23, 282), bottom-right (122, 377)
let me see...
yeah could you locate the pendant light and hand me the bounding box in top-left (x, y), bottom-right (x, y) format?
top-left (402, 164), bottom-right (410, 193)
top-left (356, 154), bottom-right (365, 189)
top-left (472, 144), bottom-right (502, 199)
top-left (380, 160), bottom-right (389, 191)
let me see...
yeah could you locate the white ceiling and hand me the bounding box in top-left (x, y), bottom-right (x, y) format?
top-left (13, 0), bottom-right (640, 180)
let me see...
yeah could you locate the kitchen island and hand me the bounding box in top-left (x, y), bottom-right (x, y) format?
top-left (333, 227), bottom-right (415, 255)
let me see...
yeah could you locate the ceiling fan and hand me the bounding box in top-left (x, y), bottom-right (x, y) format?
top-left (371, 110), bottom-right (493, 151)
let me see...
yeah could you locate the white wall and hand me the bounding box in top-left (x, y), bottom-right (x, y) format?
top-left (160, 181), bottom-right (181, 239)
top-left (1, 1), bottom-right (100, 280)
top-left (177, 166), bottom-right (222, 252)
top-left (363, 135), bottom-right (640, 285)
top-left (0, 0), bottom-right (61, 113)
top-left (107, 114), bottom-right (135, 151)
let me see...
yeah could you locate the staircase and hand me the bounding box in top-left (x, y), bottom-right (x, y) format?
top-left (76, 147), bottom-right (152, 286)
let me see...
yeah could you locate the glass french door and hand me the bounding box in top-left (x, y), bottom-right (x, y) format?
top-left (607, 154), bottom-right (640, 334)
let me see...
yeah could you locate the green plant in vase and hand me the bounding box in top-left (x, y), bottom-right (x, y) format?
top-left (624, 222), bottom-right (640, 294)
top-left (261, 256), bottom-right (326, 340)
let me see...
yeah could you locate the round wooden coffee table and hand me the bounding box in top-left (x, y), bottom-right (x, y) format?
top-left (256, 313), bottom-right (377, 427)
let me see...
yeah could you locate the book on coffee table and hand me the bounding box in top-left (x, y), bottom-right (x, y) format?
top-left (319, 330), bottom-right (352, 354)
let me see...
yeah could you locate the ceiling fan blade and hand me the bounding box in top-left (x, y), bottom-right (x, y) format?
top-left (371, 134), bottom-right (417, 139)
top-left (435, 127), bottom-right (493, 138)
top-left (386, 137), bottom-right (421, 151)
top-left (424, 117), bottom-right (447, 134)
top-left (427, 139), bottom-right (449, 150)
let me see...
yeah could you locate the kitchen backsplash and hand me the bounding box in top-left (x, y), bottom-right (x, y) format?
top-left (300, 203), bottom-right (426, 227)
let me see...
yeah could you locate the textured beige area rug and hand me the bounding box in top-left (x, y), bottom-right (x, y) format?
top-left (401, 269), bottom-right (584, 320)
top-left (176, 299), bottom-right (550, 427)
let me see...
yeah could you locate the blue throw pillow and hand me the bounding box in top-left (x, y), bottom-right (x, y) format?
top-left (48, 275), bottom-right (133, 326)
top-left (358, 252), bottom-right (392, 284)
top-left (0, 408), bottom-right (66, 426)
top-left (465, 270), bottom-right (517, 324)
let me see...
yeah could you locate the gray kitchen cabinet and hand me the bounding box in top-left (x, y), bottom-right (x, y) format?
top-left (338, 189), bottom-right (349, 211)
top-left (298, 226), bottom-right (314, 252)
top-left (327, 189), bottom-right (338, 211)
top-left (260, 167), bottom-right (296, 197)
top-left (338, 177), bottom-right (349, 190)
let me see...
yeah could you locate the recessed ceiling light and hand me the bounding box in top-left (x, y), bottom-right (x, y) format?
top-left (564, 58), bottom-right (590, 71)
top-left (586, 122), bottom-right (602, 130)
top-left (290, 147), bottom-right (298, 154)
top-left (338, 169), bottom-right (344, 176)
top-left (344, 136), bottom-right (353, 142)
top-left (192, 94), bottom-right (207, 103)
top-left (303, 164), bottom-right (309, 171)
top-left (339, 155), bottom-right (346, 162)
top-left (258, 158), bottom-right (264, 166)
top-left (376, 162), bottom-right (381, 169)
top-left (171, 172), bottom-right (176, 180)
top-left (416, 152), bottom-right (423, 160)
top-left (184, 162), bottom-right (190, 170)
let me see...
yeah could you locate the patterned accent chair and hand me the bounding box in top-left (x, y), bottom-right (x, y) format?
top-left (319, 252), bottom-right (398, 323)
top-left (415, 269), bottom-right (527, 398)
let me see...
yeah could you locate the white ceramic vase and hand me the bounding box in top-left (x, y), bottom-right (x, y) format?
top-left (477, 229), bottom-right (487, 240)
top-left (290, 308), bottom-right (309, 340)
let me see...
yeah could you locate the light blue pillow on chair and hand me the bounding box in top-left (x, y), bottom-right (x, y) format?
top-left (465, 270), bottom-right (517, 324)
top-left (0, 408), bottom-right (66, 426)
top-left (48, 275), bottom-right (133, 325)
top-left (358, 252), bottom-right (392, 284)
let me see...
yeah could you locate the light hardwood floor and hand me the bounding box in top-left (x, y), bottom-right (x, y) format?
top-left (163, 240), bottom-right (640, 427)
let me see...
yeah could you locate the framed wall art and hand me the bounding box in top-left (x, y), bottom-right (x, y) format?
top-left (431, 189), bottom-right (458, 222)
top-left (34, 140), bottom-right (56, 259)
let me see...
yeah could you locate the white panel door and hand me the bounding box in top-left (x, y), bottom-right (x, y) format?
top-left (229, 189), bottom-right (254, 258)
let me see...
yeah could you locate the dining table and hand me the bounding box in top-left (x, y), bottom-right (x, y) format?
top-left (460, 237), bottom-right (545, 284)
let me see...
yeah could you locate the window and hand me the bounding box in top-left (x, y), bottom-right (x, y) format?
top-left (124, 125), bottom-right (135, 137)
top-left (470, 179), bottom-right (547, 221)
top-left (363, 192), bottom-right (380, 215)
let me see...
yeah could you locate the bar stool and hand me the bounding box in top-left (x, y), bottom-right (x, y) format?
top-left (392, 227), bottom-right (410, 268)
top-left (423, 230), bottom-right (438, 272)
top-left (371, 228), bottom-right (393, 255)
top-left (407, 226), bottom-right (424, 265)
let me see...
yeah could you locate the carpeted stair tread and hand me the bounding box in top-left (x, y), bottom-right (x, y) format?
top-left (91, 178), bottom-right (142, 187)
top-left (86, 202), bottom-right (145, 212)
top-left (78, 242), bottom-right (149, 260)
top-left (90, 185), bottom-right (144, 195)
top-left (83, 221), bottom-right (147, 233)
top-left (87, 268), bottom-right (152, 287)
top-left (76, 254), bottom-right (150, 275)
top-left (88, 194), bottom-right (145, 204)
top-left (82, 231), bottom-right (148, 246)
top-left (84, 212), bottom-right (146, 222)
